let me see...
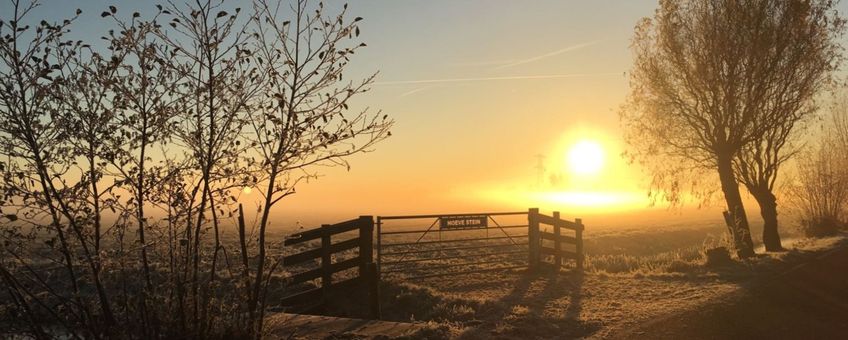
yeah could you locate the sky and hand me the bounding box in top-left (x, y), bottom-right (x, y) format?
top-left (285, 1), bottom-right (663, 226)
top-left (10, 0), bottom-right (846, 229)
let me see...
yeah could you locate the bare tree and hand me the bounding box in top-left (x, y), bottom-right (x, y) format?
top-left (51, 42), bottom-right (125, 260)
top-left (834, 93), bottom-right (848, 150)
top-left (728, 0), bottom-right (845, 251)
top-left (0, 0), bottom-right (390, 337)
top-left (155, 1), bottom-right (259, 335)
top-left (788, 137), bottom-right (848, 236)
top-left (622, 0), bottom-right (842, 256)
top-left (787, 94), bottom-right (848, 236)
top-left (0, 0), bottom-right (116, 335)
top-left (244, 0), bottom-right (392, 335)
top-left (100, 9), bottom-right (188, 336)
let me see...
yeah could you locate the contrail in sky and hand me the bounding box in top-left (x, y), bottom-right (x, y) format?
top-left (492, 40), bottom-right (601, 70)
top-left (375, 72), bottom-right (620, 86)
top-left (399, 86), bottom-right (434, 97)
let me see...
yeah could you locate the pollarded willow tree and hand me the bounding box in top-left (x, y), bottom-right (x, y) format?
top-left (730, 0), bottom-right (844, 251)
top-left (622, 0), bottom-right (843, 257)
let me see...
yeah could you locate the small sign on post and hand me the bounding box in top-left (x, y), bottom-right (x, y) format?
top-left (439, 215), bottom-right (488, 230)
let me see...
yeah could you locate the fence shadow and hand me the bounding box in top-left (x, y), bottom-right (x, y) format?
top-left (563, 270), bottom-right (584, 320)
top-left (465, 266), bottom-right (598, 339)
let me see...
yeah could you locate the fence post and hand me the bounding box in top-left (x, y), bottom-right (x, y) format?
top-left (376, 217), bottom-right (382, 274)
top-left (357, 216), bottom-right (380, 319)
top-left (321, 224), bottom-right (332, 292)
top-left (553, 211), bottom-right (562, 268)
top-left (575, 218), bottom-right (584, 271)
top-left (359, 216), bottom-right (374, 277)
top-left (365, 262), bottom-right (381, 319)
top-left (528, 208), bottom-right (540, 271)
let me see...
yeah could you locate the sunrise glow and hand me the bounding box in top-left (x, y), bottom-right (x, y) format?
top-left (3, 1), bottom-right (846, 338)
top-left (567, 140), bottom-right (605, 176)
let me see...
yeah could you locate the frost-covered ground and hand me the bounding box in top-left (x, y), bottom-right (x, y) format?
top-left (370, 230), bottom-right (848, 339)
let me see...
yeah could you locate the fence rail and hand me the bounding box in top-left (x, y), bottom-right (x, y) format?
top-left (278, 216), bottom-right (380, 318)
top-left (529, 208), bottom-right (584, 270)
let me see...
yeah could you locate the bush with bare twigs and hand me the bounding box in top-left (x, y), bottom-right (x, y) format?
top-left (0, 0), bottom-right (391, 338)
top-left (786, 97), bottom-right (848, 237)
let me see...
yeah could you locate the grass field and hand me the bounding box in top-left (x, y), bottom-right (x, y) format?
top-left (264, 216), bottom-right (845, 339)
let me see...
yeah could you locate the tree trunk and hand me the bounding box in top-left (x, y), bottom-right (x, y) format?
top-left (137, 133), bottom-right (153, 293)
top-left (717, 154), bottom-right (756, 258)
top-left (752, 189), bottom-right (783, 251)
top-left (250, 168), bottom-right (277, 338)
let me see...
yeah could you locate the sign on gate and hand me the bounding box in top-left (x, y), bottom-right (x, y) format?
top-left (439, 215), bottom-right (488, 230)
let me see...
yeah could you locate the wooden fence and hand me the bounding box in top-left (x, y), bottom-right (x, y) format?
top-left (528, 208), bottom-right (584, 270)
top-left (273, 209), bottom-right (583, 319)
top-left (279, 216), bottom-right (380, 318)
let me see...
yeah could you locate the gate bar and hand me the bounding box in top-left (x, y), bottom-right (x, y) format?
top-left (380, 242), bottom-right (529, 256)
top-left (381, 258), bottom-right (526, 274)
top-left (378, 211), bottom-right (527, 220)
top-left (381, 234), bottom-right (528, 248)
top-left (400, 265), bottom-right (527, 280)
top-left (381, 249), bottom-right (526, 266)
top-left (380, 224), bottom-right (528, 235)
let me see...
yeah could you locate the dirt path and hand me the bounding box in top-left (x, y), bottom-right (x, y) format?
top-left (612, 245), bottom-right (848, 339)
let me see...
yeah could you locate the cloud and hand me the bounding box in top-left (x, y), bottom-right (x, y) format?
top-left (491, 40), bottom-right (601, 70)
top-left (375, 72), bottom-right (619, 86)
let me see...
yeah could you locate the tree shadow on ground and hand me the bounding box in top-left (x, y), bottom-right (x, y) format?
top-left (374, 264), bottom-right (601, 339)
top-left (457, 265), bottom-right (601, 339)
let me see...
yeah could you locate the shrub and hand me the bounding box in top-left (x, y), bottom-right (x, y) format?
top-left (801, 217), bottom-right (844, 237)
top-left (786, 97), bottom-right (848, 237)
top-left (704, 247), bottom-right (734, 267)
top-left (0, 0), bottom-right (388, 338)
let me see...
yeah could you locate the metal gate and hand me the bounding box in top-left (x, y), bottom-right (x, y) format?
top-left (376, 211), bottom-right (532, 280)
top-left (375, 209), bottom-right (585, 280)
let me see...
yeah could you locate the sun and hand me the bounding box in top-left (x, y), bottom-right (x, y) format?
top-left (567, 140), bottom-right (605, 175)
top-left (242, 186), bottom-right (253, 195)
